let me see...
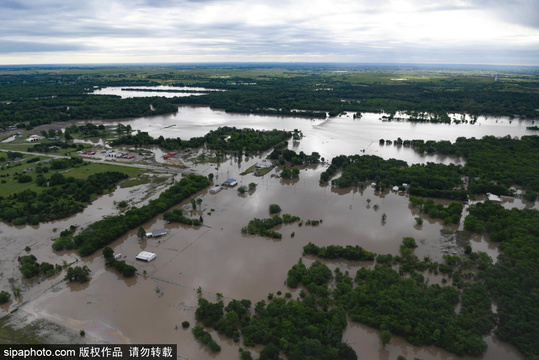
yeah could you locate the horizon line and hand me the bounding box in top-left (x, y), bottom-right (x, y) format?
top-left (0, 61), bottom-right (538, 69)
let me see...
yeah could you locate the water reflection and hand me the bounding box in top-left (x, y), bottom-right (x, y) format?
top-left (43, 105), bottom-right (534, 165)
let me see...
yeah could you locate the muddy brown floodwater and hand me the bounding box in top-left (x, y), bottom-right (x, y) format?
top-left (2, 102), bottom-right (534, 359)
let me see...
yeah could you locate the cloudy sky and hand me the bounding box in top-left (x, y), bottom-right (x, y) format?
top-left (1, 0), bottom-right (538, 65)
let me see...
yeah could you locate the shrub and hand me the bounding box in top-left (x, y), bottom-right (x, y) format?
top-left (402, 237), bottom-right (418, 249)
top-left (13, 217), bottom-right (26, 226)
top-left (0, 291), bottom-right (11, 304)
top-left (18, 174), bottom-right (32, 183)
top-left (269, 204), bottom-right (281, 214)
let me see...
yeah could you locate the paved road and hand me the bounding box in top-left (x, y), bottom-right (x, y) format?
top-left (0, 148), bottom-right (197, 175)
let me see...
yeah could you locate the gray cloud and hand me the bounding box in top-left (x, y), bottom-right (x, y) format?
top-left (466, 0), bottom-right (539, 29)
top-left (0, 40), bottom-right (86, 53)
top-left (0, 1), bottom-right (30, 10)
top-left (0, 0), bottom-right (537, 65)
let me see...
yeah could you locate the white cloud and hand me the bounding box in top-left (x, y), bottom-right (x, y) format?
top-left (0, 0), bottom-right (537, 65)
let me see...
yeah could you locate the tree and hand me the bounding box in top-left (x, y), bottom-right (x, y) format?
top-left (17, 174), bottom-right (32, 183)
top-left (269, 204), bottom-right (281, 214)
top-left (137, 227), bottom-right (146, 240)
top-left (64, 265), bottom-right (91, 283)
top-left (402, 237), bottom-right (418, 248)
top-left (64, 129), bottom-right (72, 141)
top-left (0, 291), bottom-right (10, 304)
top-left (381, 213), bottom-right (387, 222)
top-left (524, 190), bottom-right (537, 202)
top-left (103, 246), bottom-right (114, 259)
top-left (380, 330), bottom-right (392, 347)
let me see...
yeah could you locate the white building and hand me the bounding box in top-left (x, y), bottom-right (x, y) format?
top-left (136, 251), bottom-right (156, 261)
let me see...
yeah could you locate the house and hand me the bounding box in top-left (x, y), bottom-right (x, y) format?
top-left (210, 185), bottom-right (222, 193)
top-left (25, 135), bottom-right (43, 142)
top-left (487, 193), bottom-right (502, 202)
top-left (255, 163), bottom-right (272, 170)
top-left (146, 229), bottom-right (168, 238)
top-left (223, 178), bottom-right (238, 186)
top-left (392, 186), bottom-right (399, 191)
top-left (136, 251), bottom-right (156, 262)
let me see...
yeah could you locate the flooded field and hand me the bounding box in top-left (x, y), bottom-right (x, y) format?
top-left (1, 103), bottom-right (534, 359)
top-left (32, 103), bottom-right (537, 165)
top-left (90, 86), bottom-right (223, 99)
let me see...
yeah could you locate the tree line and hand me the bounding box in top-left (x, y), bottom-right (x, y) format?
top-left (3, 69), bottom-right (536, 131)
top-left (170, 73), bottom-right (538, 119)
top-left (320, 154), bottom-right (467, 200)
top-left (463, 201), bottom-right (539, 358)
top-left (52, 174), bottom-right (210, 256)
top-left (110, 126), bottom-right (292, 152)
top-left (321, 135), bottom-right (539, 200)
top-left (0, 171), bottom-right (127, 225)
top-left (1, 95), bottom-right (176, 130)
top-left (393, 135), bottom-right (539, 195)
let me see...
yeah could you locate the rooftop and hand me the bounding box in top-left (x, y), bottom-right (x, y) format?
top-left (136, 251), bottom-right (156, 262)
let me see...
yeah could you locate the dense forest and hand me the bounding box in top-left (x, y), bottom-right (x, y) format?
top-left (463, 201), bottom-right (539, 358)
top-left (323, 135), bottom-right (539, 199)
top-left (1, 66), bottom-right (537, 130)
top-left (386, 135), bottom-right (539, 194)
top-left (171, 74), bottom-right (538, 119)
top-left (2, 95), bottom-right (177, 129)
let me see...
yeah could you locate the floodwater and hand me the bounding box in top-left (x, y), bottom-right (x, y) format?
top-left (1, 103), bottom-right (534, 360)
top-left (90, 86), bottom-right (223, 99)
top-left (46, 104), bottom-right (536, 165)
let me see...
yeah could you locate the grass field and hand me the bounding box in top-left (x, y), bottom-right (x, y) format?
top-left (0, 156), bottom-right (144, 197)
top-left (240, 164), bottom-right (256, 175)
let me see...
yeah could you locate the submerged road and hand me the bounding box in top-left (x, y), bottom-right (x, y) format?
top-left (0, 148), bottom-right (198, 175)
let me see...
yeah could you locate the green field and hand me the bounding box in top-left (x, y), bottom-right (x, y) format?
top-left (0, 156), bottom-right (144, 197)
